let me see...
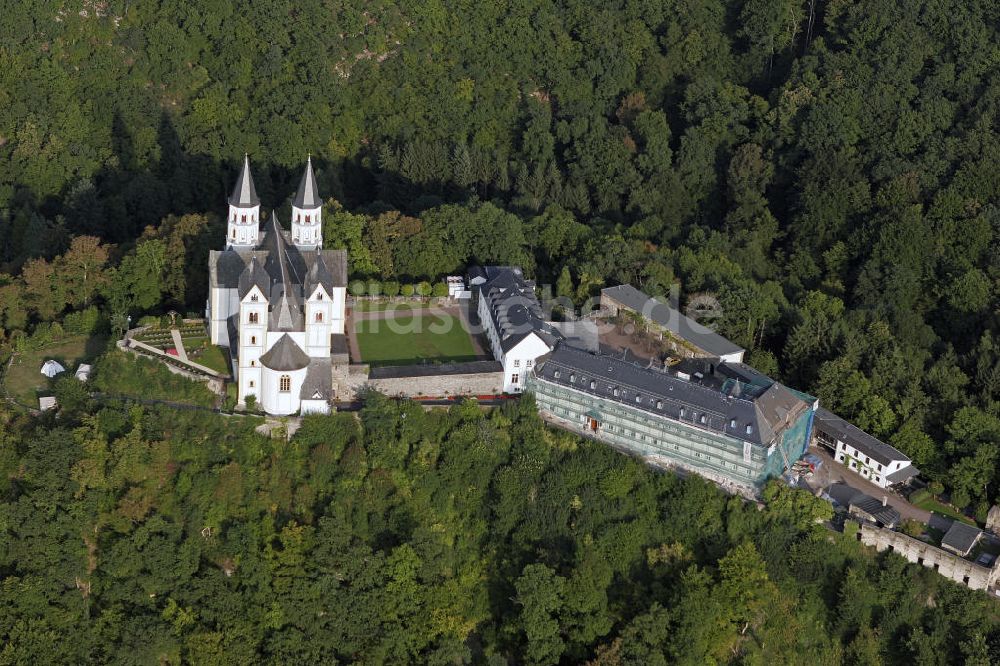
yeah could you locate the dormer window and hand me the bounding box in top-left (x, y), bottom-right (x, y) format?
top-left (554, 371), bottom-right (561, 379)
top-left (635, 395), bottom-right (642, 404)
top-left (569, 374), bottom-right (575, 383)
top-left (656, 401), bottom-right (663, 409)
top-left (590, 381), bottom-right (596, 390)
top-left (746, 425), bottom-right (753, 435)
top-left (699, 415), bottom-right (707, 424)
top-left (680, 408), bottom-right (685, 417)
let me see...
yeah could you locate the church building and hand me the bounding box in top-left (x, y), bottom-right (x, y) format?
top-left (207, 155), bottom-right (348, 415)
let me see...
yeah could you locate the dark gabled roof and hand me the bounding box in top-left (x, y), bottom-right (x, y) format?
top-left (262, 214), bottom-right (304, 331)
top-left (814, 408), bottom-right (910, 467)
top-left (885, 464), bottom-right (920, 484)
top-left (369, 360), bottom-right (503, 379)
top-left (259, 334), bottom-right (311, 371)
top-left (292, 155), bottom-right (322, 209)
top-left (533, 343), bottom-right (810, 447)
top-left (304, 249), bottom-right (335, 296)
top-left (477, 266), bottom-right (562, 353)
top-left (229, 154), bottom-right (260, 208)
top-left (849, 493), bottom-right (900, 527)
top-left (601, 284), bottom-right (744, 358)
top-left (941, 521), bottom-right (982, 555)
top-left (300, 358), bottom-right (332, 400)
top-left (238, 254), bottom-right (270, 299)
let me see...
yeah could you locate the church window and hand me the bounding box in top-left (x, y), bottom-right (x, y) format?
top-left (317, 292), bottom-right (323, 301)
top-left (242, 215), bottom-right (247, 223)
top-left (248, 312), bottom-right (258, 324)
top-left (315, 312), bottom-right (323, 323)
top-left (251, 294), bottom-right (258, 302)
top-left (231, 229), bottom-right (236, 239)
top-left (280, 375), bottom-right (291, 392)
top-left (250, 336), bottom-right (256, 345)
top-left (251, 360), bottom-right (256, 367)
top-left (249, 380), bottom-right (255, 388)
top-left (306, 215), bottom-right (311, 223)
top-left (296, 214), bottom-right (300, 223)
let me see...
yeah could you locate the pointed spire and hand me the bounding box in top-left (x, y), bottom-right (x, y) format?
top-left (292, 154), bottom-right (321, 209)
top-left (229, 153), bottom-right (260, 208)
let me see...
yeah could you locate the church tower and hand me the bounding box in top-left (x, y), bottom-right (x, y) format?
top-left (228, 154), bottom-right (261, 248)
top-left (291, 155), bottom-right (323, 249)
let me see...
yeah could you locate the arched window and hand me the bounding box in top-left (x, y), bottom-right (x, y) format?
top-left (315, 312), bottom-right (323, 323)
top-left (250, 294), bottom-right (258, 302)
top-left (231, 228), bottom-right (236, 239)
top-left (250, 360), bottom-right (256, 367)
top-left (279, 375), bottom-right (291, 392)
top-left (248, 312), bottom-right (258, 324)
top-left (250, 335), bottom-right (256, 345)
top-left (242, 215), bottom-right (247, 223)
top-left (249, 380), bottom-right (255, 388)
top-left (305, 215), bottom-right (311, 223)
top-left (296, 214), bottom-right (300, 222)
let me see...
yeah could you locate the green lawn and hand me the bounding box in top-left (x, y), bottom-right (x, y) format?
top-left (3, 335), bottom-right (107, 406)
top-left (355, 314), bottom-right (478, 366)
top-left (354, 301), bottom-right (421, 313)
top-left (182, 336), bottom-right (230, 375)
top-left (912, 495), bottom-right (978, 526)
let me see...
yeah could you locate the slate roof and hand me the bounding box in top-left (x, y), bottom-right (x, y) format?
top-left (209, 234), bottom-right (346, 292)
top-left (261, 214), bottom-right (304, 331)
top-left (292, 155), bottom-right (322, 209)
top-left (601, 284), bottom-right (744, 358)
top-left (477, 267), bottom-right (562, 354)
top-left (849, 492), bottom-right (901, 527)
top-left (300, 358), bottom-right (332, 400)
top-left (885, 464), bottom-right (920, 484)
top-left (941, 521), bottom-right (982, 556)
top-left (259, 334), bottom-right (311, 371)
top-left (304, 249), bottom-right (335, 296)
top-left (238, 254), bottom-right (270, 299)
top-left (814, 407), bottom-right (910, 467)
top-left (229, 154), bottom-right (260, 208)
top-left (533, 343), bottom-right (810, 447)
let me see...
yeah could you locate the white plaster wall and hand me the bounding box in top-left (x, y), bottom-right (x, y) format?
top-left (261, 366), bottom-right (308, 415)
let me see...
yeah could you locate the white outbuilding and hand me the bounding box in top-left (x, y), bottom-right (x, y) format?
top-left (40, 360), bottom-right (66, 378)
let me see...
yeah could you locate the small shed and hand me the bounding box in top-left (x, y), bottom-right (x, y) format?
top-left (40, 359), bottom-right (66, 378)
top-left (38, 396), bottom-right (57, 411)
top-left (75, 364), bottom-right (92, 382)
top-left (941, 521), bottom-right (982, 557)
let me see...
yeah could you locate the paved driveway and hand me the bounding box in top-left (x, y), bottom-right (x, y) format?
top-left (805, 445), bottom-right (933, 524)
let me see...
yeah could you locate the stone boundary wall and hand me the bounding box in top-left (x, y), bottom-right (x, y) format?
top-left (858, 521), bottom-right (997, 590)
top-left (367, 369), bottom-right (502, 398)
top-left (336, 364), bottom-right (503, 401)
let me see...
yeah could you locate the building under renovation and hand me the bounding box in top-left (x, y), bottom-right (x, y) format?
top-left (529, 344), bottom-right (817, 490)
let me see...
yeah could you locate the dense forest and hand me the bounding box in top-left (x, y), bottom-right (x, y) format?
top-left (3, 0), bottom-right (1000, 660)
top-left (5, 0), bottom-right (1000, 512)
top-left (1, 395), bottom-right (999, 663)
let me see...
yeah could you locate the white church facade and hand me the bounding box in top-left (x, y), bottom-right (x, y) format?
top-left (207, 155), bottom-right (347, 415)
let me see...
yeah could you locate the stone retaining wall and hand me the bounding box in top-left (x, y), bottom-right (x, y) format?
top-left (858, 521), bottom-right (998, 590)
